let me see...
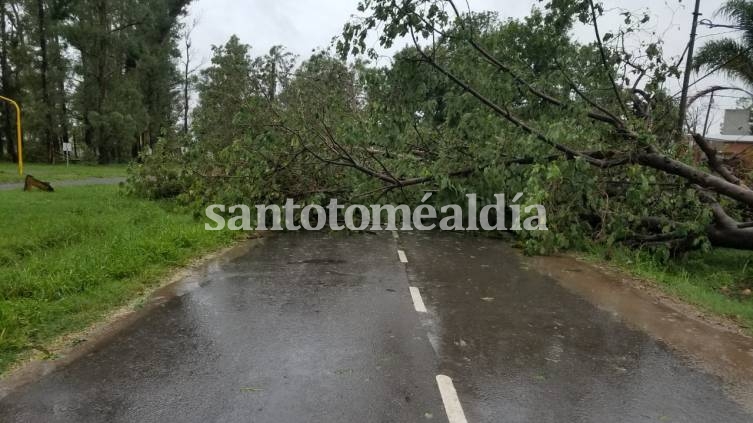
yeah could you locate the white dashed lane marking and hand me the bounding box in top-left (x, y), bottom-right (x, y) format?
top-left (436, 375), bottom-right (469, 423)
top-left (395, 240), bottom-right (465, 421)
top-left (397, 244), bottom-right (461, 419)
top-left (398, 250), bottom-right (408, 263)
top-left (409, 287), bottom-right (428, 313)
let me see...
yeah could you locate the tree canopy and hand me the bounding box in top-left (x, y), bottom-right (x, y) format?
top-left (0, 0), bottom-right (189, 163)
top-left (123, 1), bottom-right (753, 257)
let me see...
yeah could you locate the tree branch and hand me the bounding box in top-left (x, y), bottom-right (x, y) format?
top-left (587, 0), bottom-right (629, 118)
top-left (692, 133), bottom-right (742, 185)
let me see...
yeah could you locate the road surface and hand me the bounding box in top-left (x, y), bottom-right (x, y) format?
top-left (0, 177), bottom-right (126, 191)
top-left (0, 232), bottom-right (751, 422)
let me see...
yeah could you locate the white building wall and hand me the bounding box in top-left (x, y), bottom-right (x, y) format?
top-left (722, 109), bottom-right (752, 135)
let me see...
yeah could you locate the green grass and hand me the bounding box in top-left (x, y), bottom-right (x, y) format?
top-left (586, 246), bottom-right (753, 333)
top-left (0, 186), bottom-right (236, 372)
top-left (0, 162), bottom-right (128, 184)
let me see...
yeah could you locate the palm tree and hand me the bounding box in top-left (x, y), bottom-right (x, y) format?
top-left (694, 0), bottom-right (753, 86)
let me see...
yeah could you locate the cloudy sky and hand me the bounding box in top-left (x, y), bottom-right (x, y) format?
top-left (184, 0), bottom-right (742, 135)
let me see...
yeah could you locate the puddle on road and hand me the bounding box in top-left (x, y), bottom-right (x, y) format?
top-left (291, 258), bottom-right (348, 265)
top-left (529, 254), bottom-right (753, 409)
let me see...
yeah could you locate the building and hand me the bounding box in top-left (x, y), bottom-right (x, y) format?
top-left (721, 109), bottom-right (751, 136)
top-left (702, 109), bottom-right (753, 169)
top-left (705, 134), bottom-right (753, 155)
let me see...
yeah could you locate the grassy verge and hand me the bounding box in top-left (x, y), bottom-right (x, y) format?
top-left (585, 246), bottom-right (753, 333)
top-left (0, 162), bottom-right (128, 184)
top-left (0, 185), bottom-right (236, 372)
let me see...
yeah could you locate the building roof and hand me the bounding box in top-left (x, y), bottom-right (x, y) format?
top-left (706, 134), bottom-right (753, 144)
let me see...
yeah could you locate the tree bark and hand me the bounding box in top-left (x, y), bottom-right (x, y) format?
top-left (636, 152), bottom-right (753, 207)
top-left (692, 133), bottom-right (742, 185)
top-left (707, 224), bottom-right (753, 250)
top-left (0, 0), bottom-right (17, 162)
top-left (95, 0), bottom-right (108, 163)
top-left (37, 0), bottom-right (56, 163)
top-left (53, 34), bottom-right (70, 150)
top-left (183, 32), bottom-right (190, 134)
top-left (705, 201), bottom-right (753, 249)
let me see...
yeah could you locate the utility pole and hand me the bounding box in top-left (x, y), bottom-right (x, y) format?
top-left (678, 0), bottom-right (702, 135)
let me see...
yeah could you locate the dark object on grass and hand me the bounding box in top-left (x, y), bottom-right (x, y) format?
top-left (24, 175), bottom-right (54, 192)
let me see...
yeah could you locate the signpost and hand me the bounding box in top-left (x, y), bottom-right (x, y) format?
top-left (63, 142), bottom-right (73, 167)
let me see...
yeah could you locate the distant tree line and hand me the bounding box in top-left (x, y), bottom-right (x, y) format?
top-left (0, 0), bottom-right (190, 163)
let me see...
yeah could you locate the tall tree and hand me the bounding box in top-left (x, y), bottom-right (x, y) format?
top-left (192, 35), bottom-right (254, 151)
top-left (258, 45), bottom-right (294, 101)
top-left (63, 0), bottom-right (189, 162)
top-left (0, 0), bottom-right (17, 161)
top-left (35, 0), bottom-right (56, 162)
top-left (180, 19), bottom-right (197, 135)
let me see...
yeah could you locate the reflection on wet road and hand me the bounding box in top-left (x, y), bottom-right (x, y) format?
top-left (401, 232), bottom-right (753, 423)
top-left (1, 231), bottom-right (751, 422)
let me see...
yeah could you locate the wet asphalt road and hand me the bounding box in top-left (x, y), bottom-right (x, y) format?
top-left (1, 232), bottom-right (752, 422)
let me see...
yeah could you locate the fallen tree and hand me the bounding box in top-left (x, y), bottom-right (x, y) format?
top-left (334, 0), bottom-right (753, 251)
top-left (129, 1), bottom-right (753, 255)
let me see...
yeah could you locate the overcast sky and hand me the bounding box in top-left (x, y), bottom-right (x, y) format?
top-left (185, 0), bottom-right (742, 135)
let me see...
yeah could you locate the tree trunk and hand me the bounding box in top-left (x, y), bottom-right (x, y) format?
top-left (637, 152), bottom-right (753, 207)
top-left (95, 0), bottom-right (108, 163)
top-left (707, 225), bottom-right (753, 250)
top-left (0, 0), bottom-right (17, 162)
top-left (37, 0), bottom-right (56, 163)
top-left (52, 35), bottom-right (70, 149)
top-left (705, 201), bottom-right (753, 249)
top-left (183, 35), bottom-right (190, 134)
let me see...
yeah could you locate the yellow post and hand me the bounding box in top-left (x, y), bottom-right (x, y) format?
top-left (0, 95), bottom-right (22, 176)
